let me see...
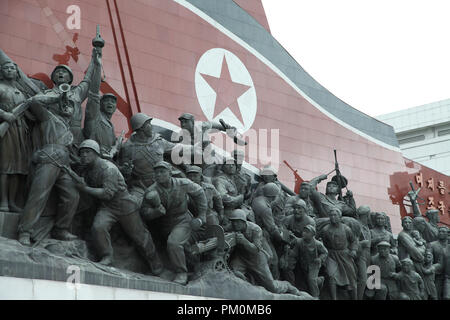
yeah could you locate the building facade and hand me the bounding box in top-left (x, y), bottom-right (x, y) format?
top-left (377, 99), bottom-right (450, 176)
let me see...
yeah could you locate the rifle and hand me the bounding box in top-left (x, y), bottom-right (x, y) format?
top-left (0, 99), bottom-right (32, 138)
top-left (409, 181), bottom-right (423, 201)
top-left (333, 149), bottom-right (346, 200)
top-left (283, 160), bottom-right (304, 194)
top-left (408, 180), bottom-right (425, 217)
top-left (219, 118), bottom-right (247, 146)
top-left (41, 149), bottom-right (85, 185)
top-left (106, 130), bottom-right (125, 159)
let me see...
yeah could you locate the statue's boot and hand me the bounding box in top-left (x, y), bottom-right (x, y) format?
top-left (9, 203), bottom-right (22, 213)
top-left (173, 272), bottom-right (188, 285)
top-left (18, 233), bottom-right (31, 246)
top-left (99, 256), bottom-right (113, 266)
top-left (51, 228), bottom-right (78, 241)
top-left (0, 201), bottom-right (9, 212)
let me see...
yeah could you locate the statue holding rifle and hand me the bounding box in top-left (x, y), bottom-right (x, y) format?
top-left (0, 59), bottom-right (34, 212)
top-left (310, 150), bottom-right (356, 218)
top-left (17, 29), bottom-right (103, 246)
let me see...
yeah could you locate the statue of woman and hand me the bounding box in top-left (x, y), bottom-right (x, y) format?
top-left (0, 60), bottom-right (33, 212)
top-left (370, 212), bottom-right (396, 255)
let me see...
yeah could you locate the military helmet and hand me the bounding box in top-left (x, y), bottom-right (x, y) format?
top-left (130, 113), bottom-right (152, 131)
top-left (79, 139), bottom-right (101, 155)
top-left (51, 65), bottom-right (74, 85)
top-left (228, 209), bottom-right (247, 222)
top-left (260, 166), bottom-right (277, 176)
top-left (263, 182), bottom-right (279, 197)
top-left (293, 198), bottom-right (307, 209)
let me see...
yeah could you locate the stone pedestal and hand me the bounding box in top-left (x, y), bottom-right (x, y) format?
top-left (0, 211), bottom-right (19, 240)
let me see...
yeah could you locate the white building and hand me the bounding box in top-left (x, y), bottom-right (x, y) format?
top-left (377, 99), bottom-right (450, 175)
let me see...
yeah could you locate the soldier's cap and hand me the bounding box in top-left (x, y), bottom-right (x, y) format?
top-left (426, 209), bottom-right (439, 215)
top-left (326, 180), bottom-right (339, 187)
top-left (100, 93), bottom-right (117, 102)
top-left (331, 174), bottom-right (348, 188)
top-left (186, 165), bottom-right (202, 174)
top-left (222, 156), bottom-right (236, 165)
top-left (357, 205), bottom-right (371, 216)
top-left (303, 224), bottom-right (316, 235)
top-left (377, 241), bottom-right (391, 248)
top-left (153, 161), bottom-right (172, 171)
top-left (1, 60), bottom-right (14, 67)
top-left (178, 113), bottom-right (195, 121)
top-left (51, 64), bottom-right (74, 84)
top-left (401, 258), bottom-right (414, 266)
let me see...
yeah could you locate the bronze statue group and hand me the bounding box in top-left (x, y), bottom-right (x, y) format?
top-left (0, 32), bottom-right (448, 300)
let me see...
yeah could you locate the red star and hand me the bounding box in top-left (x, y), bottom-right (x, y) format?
top-left (200, 55), bottom-right (251, 125)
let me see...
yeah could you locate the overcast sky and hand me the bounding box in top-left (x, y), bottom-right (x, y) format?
top-left (261, 0), bottom-right (450, 117)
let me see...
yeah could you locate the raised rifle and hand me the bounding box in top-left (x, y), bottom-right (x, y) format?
top-left (106, 130), bottom-right (125, 159)
top-left (408, 180), bottom-right (425, 217)
top-left (219, 118), bottom-right (247, 146)
top-left (283, 160), bottom-right (304, 194)
top-left (333, 149), bottom-right (346, 200)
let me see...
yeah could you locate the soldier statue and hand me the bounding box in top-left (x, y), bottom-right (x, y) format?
top-left (283, 224), bottom-right (328, 298)
top-left (367, 241), bottom-right (401, 300)
top-left (252, 182), bottom-right (287, 279)
top-left (119, 113), bottom-right (189, 204)
top-left (227, 209), bottom-right (302, 296)
top-left (213, 159), bottom-right (245, 224)
top-left (429, 226), bottom-right (449, 299)
top-left (355, 205), bottom-right (372, 300)
top-left (83, 90), bottom-right (121, 160)
top-left (408, 189), bottom-right (440, 242)
top-left (186, 165), bottom-right (224, 226)
top-left (75, 139), bottom-right (163, 275)
top-left (395, 258), bottom-right (425, 300)
top-left (140, 161), bottom-right (207, 285)
top-left (311, 179), bottom-right (355, 218)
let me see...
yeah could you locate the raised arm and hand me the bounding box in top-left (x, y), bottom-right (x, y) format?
top-left (72, 47), bottom-right (102, 102)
